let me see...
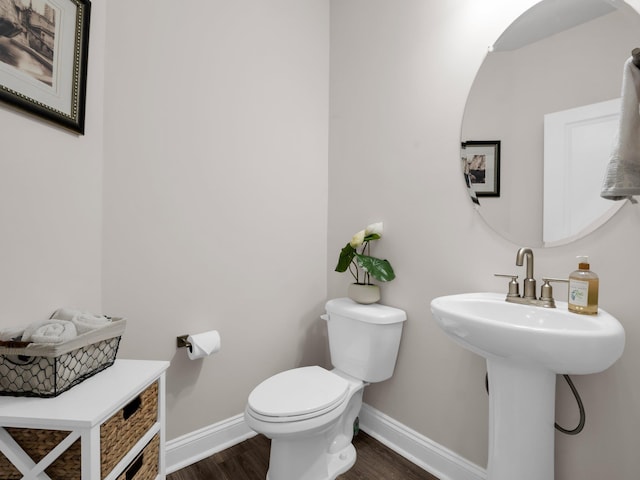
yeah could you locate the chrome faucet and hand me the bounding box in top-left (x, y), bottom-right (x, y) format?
top-left (495, 247), bottom-right (567, 308)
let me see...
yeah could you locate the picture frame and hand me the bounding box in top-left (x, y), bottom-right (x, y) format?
top-left (461, 140), bottom-right (501, 197)
top-left (0, 0), bottom-right (91, 134)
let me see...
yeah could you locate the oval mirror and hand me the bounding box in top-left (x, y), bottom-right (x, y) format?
top-left (461, 0), bottom-right (640, 247)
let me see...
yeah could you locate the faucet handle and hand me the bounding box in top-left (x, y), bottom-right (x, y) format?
top-left (540, 277), bottom-right (569, 303)
top-left (495, 274), bottom-right (520, 297)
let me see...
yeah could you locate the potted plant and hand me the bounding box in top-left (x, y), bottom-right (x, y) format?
top-left (334, 222), bottom-right (396, 304)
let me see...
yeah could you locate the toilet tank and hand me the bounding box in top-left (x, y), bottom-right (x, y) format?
top-left (324, 298), bottom-right (407, 383)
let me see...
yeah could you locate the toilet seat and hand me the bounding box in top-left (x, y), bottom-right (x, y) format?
top-left (247, 366), bottom-right (349, 423)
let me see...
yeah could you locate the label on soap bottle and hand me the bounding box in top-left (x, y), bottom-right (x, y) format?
top-left (569, 279), bottom-right (589, 307)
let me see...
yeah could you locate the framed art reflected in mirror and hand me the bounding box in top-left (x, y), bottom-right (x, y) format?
top-left (462, 140), bottom-right (501, 197)
top-left (0, 0), bottom-right (91, 134)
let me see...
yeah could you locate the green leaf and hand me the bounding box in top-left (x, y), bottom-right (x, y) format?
top-left (363, 233), bottom-right (381, 242)
top-left (335, 243), bottom-right (356, 272)
top-left (355, 254), bottom-right (396, 282)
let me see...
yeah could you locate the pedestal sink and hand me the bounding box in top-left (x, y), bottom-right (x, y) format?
top-left (430, 292), bottom-right (625, 480)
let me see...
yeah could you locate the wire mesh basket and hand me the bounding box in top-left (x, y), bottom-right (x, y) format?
top-left (0, 318), bottom-right (126, 398)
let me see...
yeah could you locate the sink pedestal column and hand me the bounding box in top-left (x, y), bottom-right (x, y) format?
top-left (486, 358), bottom-right (556, 480)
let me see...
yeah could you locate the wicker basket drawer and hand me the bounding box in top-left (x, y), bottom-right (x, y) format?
top-left (101, 381), bottom-right (158, 478)
top-left (0, 428), bottom-right (82, 480)
top-left (116, 434), bottom-right (159, 480)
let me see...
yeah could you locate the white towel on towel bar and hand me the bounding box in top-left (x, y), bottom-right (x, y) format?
top-left (601, 57), bottom-right (640, 201)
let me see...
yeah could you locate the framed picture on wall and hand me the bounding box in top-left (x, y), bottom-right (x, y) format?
top-left (461, 140), bottom-right (501, 197)
top-left (0, 0), bottom-right (91, 134)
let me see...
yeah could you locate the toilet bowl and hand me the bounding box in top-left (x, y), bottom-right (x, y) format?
top-left (245, 366), bottom-right (365, 480)
top-left (244, 298), bottom-right (406, 480)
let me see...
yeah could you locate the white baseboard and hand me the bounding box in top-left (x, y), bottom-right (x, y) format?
top-left (166, 404), bottom-right (487, 480)
top-left (165, 413), bottom-right (256, 474)
top-left (358, 403), bottom-right (486, 480)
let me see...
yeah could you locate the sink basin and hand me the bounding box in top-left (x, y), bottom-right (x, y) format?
top-left (431, 292), bottom-right (625, 374)
top-left (431, 292), bottom-right (625, 480)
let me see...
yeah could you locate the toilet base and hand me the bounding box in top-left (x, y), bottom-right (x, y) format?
top-left (266, 443), bottom-right (356, 480)
top-left (326, 443), bottom-right (357, 479)
top-left (246, 370), bottom-right (365, 480)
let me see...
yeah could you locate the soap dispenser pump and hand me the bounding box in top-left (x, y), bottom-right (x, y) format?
top-left (568, 256), bottom-right (599, 315)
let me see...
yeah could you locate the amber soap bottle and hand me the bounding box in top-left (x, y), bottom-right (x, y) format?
top-left (568, 256), bottom-right (599, 315)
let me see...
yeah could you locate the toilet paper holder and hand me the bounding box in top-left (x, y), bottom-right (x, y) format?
top-left (176, 335), bottom-right (192, 352)
top-left (177, 330), bottom-right (221, 359)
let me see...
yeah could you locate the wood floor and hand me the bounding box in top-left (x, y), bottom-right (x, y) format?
top-left (167, 431), bottom-right (439, 480)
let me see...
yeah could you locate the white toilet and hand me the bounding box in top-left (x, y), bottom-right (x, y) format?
top-left (244, 298), bottom-right (407, 480)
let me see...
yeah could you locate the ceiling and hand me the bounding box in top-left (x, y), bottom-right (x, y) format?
top-left (492, 0), bottom-right (617, 51)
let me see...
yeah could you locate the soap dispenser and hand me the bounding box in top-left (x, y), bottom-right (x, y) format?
top-left (568, 256), bottom-right (599, 315)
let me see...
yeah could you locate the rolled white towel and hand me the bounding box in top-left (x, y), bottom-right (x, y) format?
top-left (71, 313), bottom-right (111, 334)
top-left (50, 307), bottom-right (80, 321)
top-left (0, 326), bottom-right (25, 342)
top-left (51, 308), bottom-right (111, 334)
top-left (21, 320), bottom-right (77, 344)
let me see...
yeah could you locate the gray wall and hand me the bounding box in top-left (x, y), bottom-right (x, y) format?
top-left (329, 0), bottom-right (640, 478)
top-left (102, 0), bottom-right (330, 439)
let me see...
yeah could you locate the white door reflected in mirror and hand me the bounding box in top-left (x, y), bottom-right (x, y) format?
top-left (543, 98), bottom-right (624, 246)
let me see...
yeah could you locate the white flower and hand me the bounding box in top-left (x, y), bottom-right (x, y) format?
top-left (350, 230), bottom-right (366, 248)
top-left (365, 222), bottom-right (383, 237)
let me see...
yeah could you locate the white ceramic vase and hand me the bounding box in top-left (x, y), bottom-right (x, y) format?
top-left (348, 283), bottom-right (381, 304)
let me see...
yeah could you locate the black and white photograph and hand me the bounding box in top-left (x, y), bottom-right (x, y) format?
top-left (0, 0), bottom-right (55, 85)
top-left (461, 140), bottom-right (501, 197)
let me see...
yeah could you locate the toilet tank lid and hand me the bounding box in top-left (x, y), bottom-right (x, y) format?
top-left (325, 298), bottom-right (407, 324)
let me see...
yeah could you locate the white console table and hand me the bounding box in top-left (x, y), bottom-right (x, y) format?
top-left (0, 359), bottom-right (169, 479)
